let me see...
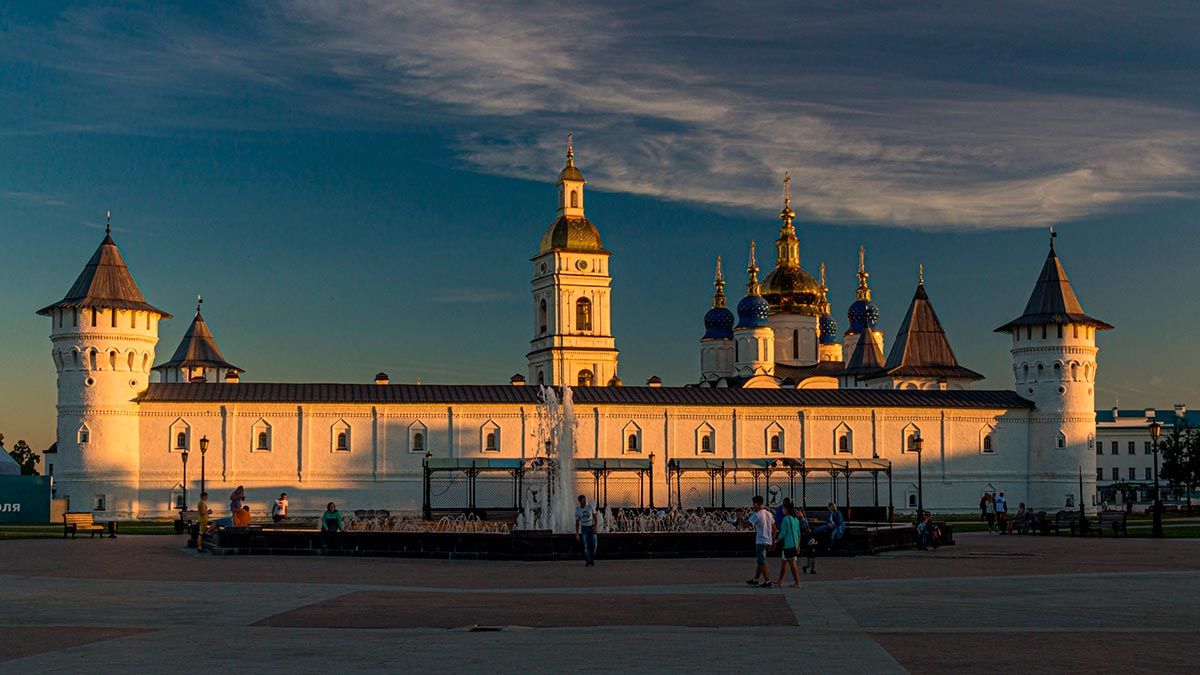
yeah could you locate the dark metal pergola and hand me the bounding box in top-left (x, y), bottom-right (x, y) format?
top-left (422, 456), bottom-right (655, 518)
top-left (667, 457), bottom-right (893, 522)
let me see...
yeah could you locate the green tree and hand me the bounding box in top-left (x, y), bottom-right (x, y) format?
top-left (1160, 419), bottom-right (1195, 514)
top-left (8, 439), bottom-right (41, 476)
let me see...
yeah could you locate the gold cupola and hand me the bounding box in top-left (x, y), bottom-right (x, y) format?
top-left (760, 172), bottom-right (823, 316)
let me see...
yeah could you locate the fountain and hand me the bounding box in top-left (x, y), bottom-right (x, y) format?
top-left (517, 385), bottom-right (579, 533)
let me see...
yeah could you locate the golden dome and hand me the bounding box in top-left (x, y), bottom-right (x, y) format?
top-left (538, 215), bottom-right (608, 254)
top-left (762, 265), bottom-right (824, 315)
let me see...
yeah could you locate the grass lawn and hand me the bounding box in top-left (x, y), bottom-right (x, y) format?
top-left (0, 521), bottom-right (178, 540)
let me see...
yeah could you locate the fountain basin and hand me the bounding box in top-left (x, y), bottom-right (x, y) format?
top-left (209, 523), bottom-right (941, 559)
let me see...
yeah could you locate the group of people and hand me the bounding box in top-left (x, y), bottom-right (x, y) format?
top-left (746, 497), bottom-right (846, 588)
top-left (980, 491), bottom-right (1037, 534)
top-left (191, 487), bottom-right (350, 550)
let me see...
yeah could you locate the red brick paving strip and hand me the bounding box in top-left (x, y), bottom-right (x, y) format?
top-left (870, 631), bottom-right (1200, 674)
top-left (254, 591), bottom-right (797, 629)
top-left (0, 627), bottom-right (154, 663)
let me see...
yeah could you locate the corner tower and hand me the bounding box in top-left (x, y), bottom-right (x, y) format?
top-left (527, 137), bottom-right (619, 387)
top-left (36, 214), bottom-right (171, 518)
top-left (152, 297), bottom-right (243, 383)
top-left (996, 231), bottom-right (1112, 510)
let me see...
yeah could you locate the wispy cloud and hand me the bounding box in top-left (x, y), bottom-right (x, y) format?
top-left (2, 191), bottom-right (64, 207)
top-left (7, 1), bottom-right (1200, 228)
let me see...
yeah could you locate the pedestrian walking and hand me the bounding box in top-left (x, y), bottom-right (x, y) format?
top-left (797, 509), bottom-right (818, 574)
top-left (195, 491), bottom-right (212, 551)
top-left (272, 492), bottom-right (289, 523)
top-left (575, 494), bottom-right (598, 567)
top-left (984, 493), bottom-right (996, 532)
top-left (746, 495), bottom-right (774, 587)
top-left (775, 502), bottom-right (802, 587)
top-left (994, 492), bottom-right (1008, 534)
top-left (979, 493), bottom-right (988, 523)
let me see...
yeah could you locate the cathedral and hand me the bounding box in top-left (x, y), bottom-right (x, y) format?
top-left (37, 142), bottom-right (1110, 518)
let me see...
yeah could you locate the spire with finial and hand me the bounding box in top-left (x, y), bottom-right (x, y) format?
top-left (855, 246), bottom-right (872, 302)
top-left (746, 241), bottom-right (762, 296)
top-left (566, 131), bottom-right (575, 166)
top-left (819, 261), bottom-right (827, 290)
top-left (774, 172), bottom-right (800, 269)
top-left (1049, 225), bottom-right (1057, 251)
top-left (712, 256), bottom-right (727, 309)
top-left (105, 209), bottom-right (111, 235)
top-left (196, 294), bottom-right (203, 315)
top-left (918, 263), bottom-right (925, 285)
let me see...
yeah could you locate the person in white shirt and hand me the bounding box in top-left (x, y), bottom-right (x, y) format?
top-left (272, 493), bottom-right (288, 523)
top-left (575, 495), bottom-right (598, 567)
top-left (746, 495), bottom-right (775, 587)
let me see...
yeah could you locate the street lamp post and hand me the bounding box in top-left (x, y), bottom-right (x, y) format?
top-left (911, 433), bottom-right (924, 518)
top-left (1150, 420), bottom-right (1164, 538)
top-left (180, 448), bottom-right (190, 512)
top-left (199, 436), bottom-right (209, 495)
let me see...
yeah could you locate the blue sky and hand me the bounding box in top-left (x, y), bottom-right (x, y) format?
top-left (2, 1), bottom-right (1199, 450)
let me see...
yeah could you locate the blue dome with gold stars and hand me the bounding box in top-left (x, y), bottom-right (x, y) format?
top-left (848, 299), bottom-right (879, 333)
top-left (736, 294), bottom-right (771, 329)
top-left (703, 306), bottom-right (735, 339)
top-left (819, 314), bottom-right (839, 344)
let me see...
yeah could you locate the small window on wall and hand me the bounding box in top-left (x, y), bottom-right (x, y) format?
top-left (481, 420), bottom-right (500, 453)
top-left (628, 434), bottom-right (638, 452)
top-left (252, 419), bottom-right (272, 452)
top-left (576, 298), bottom-right (592, 332)
top-left (696, 423), bottom-right (716, 455)
top-left (331, 420), bottom-right (351, 453)
top-left (1096, 467), bottom-right (1103, 481)
top-left (770, 435), bottom-right (781, 452)
top-left (1057, 433), bottom-right (1067, 449)
top-left (1145, 467), bottom-right (1152, 480)
top-left (93, 494), bottom-right (106, 511)
top-left (77, 425), bottom-right (91, 445)
top-left (539, 299), bottom-right (548, 334)
top-left (409, 421), bottom-right (429, 453)
top-left (1128, 441), bottom-right (1135, 455)
top-left (176, 432), bottom-right (188, 450)
top-left (765, 422), bottom-right (784, 454)
top-left (834, 423), bottom-right (853, 454)
top-left (982, 434), bottom-right (993, 453)
top-left (907, 492), bottom-right (918, 508)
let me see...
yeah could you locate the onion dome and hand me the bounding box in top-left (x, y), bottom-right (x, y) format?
top-left (819, 314), bottom-right (839, 345)
top-left (703, 256), bottom-right (736, 339)
top-left (846, 246), bottom-right (879, 333)
top-left (761, 173), bottom-right (824, 316)
top-left (608, 373), bottom-right (623, 386)
top-left (736, 242), bottom-right (771, 329)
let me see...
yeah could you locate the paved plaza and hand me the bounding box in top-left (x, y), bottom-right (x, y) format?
top-left (2, 533), bottom-right (1198, 673)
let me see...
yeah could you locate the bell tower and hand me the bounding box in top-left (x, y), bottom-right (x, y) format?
top-left (527, 136), bottom-right (619, 387)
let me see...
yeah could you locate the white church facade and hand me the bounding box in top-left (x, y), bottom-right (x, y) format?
top-left (37, 144), bottom-right (1111, 518)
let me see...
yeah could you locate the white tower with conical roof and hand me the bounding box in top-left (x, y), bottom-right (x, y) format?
top-left (37, 214), bottom-right (170, 517)
top-left (527, 137), bottom-right (619, 387)
top-left (996, 232), bottom-right (1112, 511)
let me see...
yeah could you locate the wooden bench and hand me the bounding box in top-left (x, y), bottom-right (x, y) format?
top-left (1097, 511), bottom-right (1128, 537)
top-left (63, 512), bottom-right (105, 538)
top-left (1050, 510), bottom-right (1079, 535)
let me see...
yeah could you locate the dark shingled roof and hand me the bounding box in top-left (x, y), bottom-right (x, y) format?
top-left (37, 234), bottom-right (170, 317)
top-left (882, 283), bottom-right (983, 381)
top-left (775, 361), bottom-right (845, 384)
top-left (842, 326), bottom-right (886, 379)
top-left (153, 309), bottom-right (242, 373)
top-left (995, 242), bottom-right (1113, 333)
top-left (139, 382), bottom-right (1032, 409)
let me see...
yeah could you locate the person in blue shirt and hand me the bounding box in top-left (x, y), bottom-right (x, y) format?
top-left (814, 502), bottom-right (846, 549)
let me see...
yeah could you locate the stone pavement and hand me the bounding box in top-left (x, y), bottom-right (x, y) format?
top-left (1, 532), bottom-right (1197, 673)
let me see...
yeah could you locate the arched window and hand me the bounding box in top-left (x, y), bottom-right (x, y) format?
top-left (1056, 432), bottom-right (1066, 449)
top-left (1053, 363), bottom-right (1061, 377)
top-left (838, 435), bottom-right (849, 452)
top-left (1036, 363), bottom-right (1044, 379)
top-left (578, 369), bottom-right (594, 387)
top-left (1022, 364), bottom-right (1029, 381)
top-left (627, 434), bottom-right (638, 451)
top-left (486, 432), bottom-right (497, 451)
top-left (78, 425), bottom-right (90, 444)
top-left (89, 350), bottom-right (98, 371)
top-left (176, 432), bottom-right (187, 449)
top-left (576, 298), bottom-right (592, 332)
top-left (257, 432), bottom-right (269, 450)
top-left (701, 435), bottom-right (712, 452)
top-left (128, 352), bottom-right (136, 372)
top-left (72, 350), bottom-right (80, 368)
top-left (413, 433), bottom-right (424, 452)
top-left (109, 351), bottom-right (117, 371)
top-left (570, 190), bottom-right (578, 208)
top-left (983, 434), bottom-right (993, 453)
top-left (336, 432), bottom-right (348, 451)
top-left (1070, 363), bottom-right (1079, 380)
top-left (770, 435), bottom-right (781, 452)
top-left (792, 329), bottom-right (799, 360)
top-left (539, 299), bottom-right (548, 334)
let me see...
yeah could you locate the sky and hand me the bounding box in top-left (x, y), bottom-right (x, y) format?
top-left (1, 1), bottom-right (1199, 451)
